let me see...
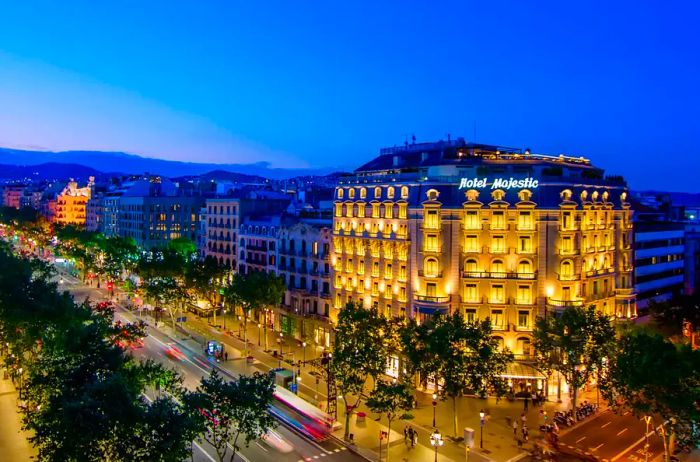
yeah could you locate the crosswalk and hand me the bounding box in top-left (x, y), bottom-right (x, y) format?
top-left (297, 446), bottom-right (347, 461)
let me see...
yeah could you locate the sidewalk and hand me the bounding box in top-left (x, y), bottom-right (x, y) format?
top-left (0, 372), bottom-right (36, 461)
top-left (118, 290), bottom-right (606, 462)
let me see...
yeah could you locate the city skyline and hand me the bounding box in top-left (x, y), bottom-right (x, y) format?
top-left (1, 1), bottom-right (699, 191)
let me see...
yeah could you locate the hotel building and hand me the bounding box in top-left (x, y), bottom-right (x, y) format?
top-left (55, 177), bottom-right (94, 226)
top-left (332, 139), bottom-right (635, 379)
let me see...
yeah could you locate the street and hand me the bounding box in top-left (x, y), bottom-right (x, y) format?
top-left (558, 409), bottom-right (664, 462)
top-left (59, 273), bottom-right (366, 462)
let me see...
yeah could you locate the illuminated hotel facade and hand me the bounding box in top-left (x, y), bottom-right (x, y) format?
top-left (332, 139), bottom-right (635, 371)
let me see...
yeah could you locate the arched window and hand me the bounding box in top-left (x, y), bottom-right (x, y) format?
top-left (424, 257), bottom-right (439, 277)
top-left (400, 186), bottom-right (409, 199)
top-left (493, 336), bottom-right (505, 350)
top-left (359, 187), bottom-right (366, 199)
top-left (387, 187), bottom-right (395, 199)
top-left (464, 258), bottom-right (478, 274)
top-left (374, 187), bottom-right (382, 199)
top-left (517, 337), bottom-right (531, 356)
top-left (348, 188), bottom-right (355, 199)
top-left (337, 188), bottom-right (344, 199)
top-left (560, 260), bottom-right (573, 278)
top-left (491, 259), bottom-right (505, 277)
top-left (517, 259), bottom-right (532, 275)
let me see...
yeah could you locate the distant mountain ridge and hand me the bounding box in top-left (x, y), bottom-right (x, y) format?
top-left (0, 162), bottom-right (107, 182)
top-left (0, 147), bottom-right (339, 179)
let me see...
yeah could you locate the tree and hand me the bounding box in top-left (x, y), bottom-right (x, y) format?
top-left (330, 302), bottom-right (391, 439)
top-left (184, 256), bottom-right (227, 313)
top-left (189, 369), bottom-right (275, 462)
top-left (533, 306), bottom-right (616, 420)
top-left (601, 328), bottom-right (700, 461)
top-left (223, 271), bottom-right (285, 354)
top-left (142, 276), bottom-right (188, 330)
top-left (366, 379), bottom-right (414, 462)
top-left (402, 313), bottom-right (513, 437)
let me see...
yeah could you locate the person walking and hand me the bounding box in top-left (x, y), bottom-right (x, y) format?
top-left (522, 425), bottom-right (529, 442)
top-left (512, 418), bottom-right (518, 436)
top-left (524, 395), bottom-right (529, 410)
top-left (404, 425), bottom-right (409, 444)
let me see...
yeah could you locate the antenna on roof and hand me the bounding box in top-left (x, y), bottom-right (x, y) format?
top-left (411, 134), bottom-right (416, 145)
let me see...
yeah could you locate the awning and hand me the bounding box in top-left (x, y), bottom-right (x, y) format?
top-left (417, 306), bottom-right (448, 315)
top-left (500, 362), bottom-right (546, 380)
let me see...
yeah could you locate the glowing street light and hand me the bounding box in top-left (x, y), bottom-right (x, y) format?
top-left (430, 429), bottom-right (444, 462)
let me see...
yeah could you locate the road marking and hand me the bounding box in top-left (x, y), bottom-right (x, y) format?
top-left (601, 421), bottom-right (611, 428)
top-left (576, 436), bottom-right (587, 443)
top-left (617, 428), bottom-right (628, 436)
top-left (592, 443), bottom-right (604, 450)
top-left (193, 441), bottom-right (217, 462)
top-left (255, 441), bottom-right (268, 451)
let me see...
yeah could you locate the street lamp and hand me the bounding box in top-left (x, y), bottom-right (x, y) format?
top-left (432, 393), bottom-right (438, 427)
top-left (479, 410), bottom-right (485, 449)
top-left (258, 323), bottom-right (262, 346)
top-left (237, 315), bottom-right (242, 337)
top-left (430, 429), bottom-right (444, 462)
top-left (302, 341), bottom-right (307, 364)
top-left (545, 284), bottom-right (554, 320)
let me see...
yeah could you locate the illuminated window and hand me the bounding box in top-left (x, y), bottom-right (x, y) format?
top-left (491, 259), bottom-right (505, 277)
top-left (518, 236), bottom-right (532, 253)
top-left (387, 187), bottom-right (395, 199)
top-left (337, 189), bottom-right (344, 199)
top-left (346, 204), bottom-right (354, 218)
top-left (426, 283), bottom-right (437, 297)
top-left (359, 187), bottom-right (366, 199)
top-left (464, 234), bottom-right (479, 252)
top-left (384, 203), bottom-right (393, 219)
top-left (517, 259), bottom-right (532, 275)
top-left (349, 188), bottom-right (355, 199)
top-left (372, 261), bottom-right (380, 277)
top-left (560, 260), bottom-right (574, 279)
top-left (561, 211), bottom-right (573, 230)
top-left (399, 286), bottom-right (407, 302)
top-left (358, 279), bottom-right (364, 293)
top-left (346, 258), bottom-right (353, 272)
top-left (518, 311), bottom-right (529, 328)
top-left (357, 203), bottom-right (365, 218)
top-left (490, 284), bottom-right (505, 304)
top-left (465, 309), bottom-right (477, 323)
top-left (385, 262), bottom-right (393, 279)
top-left (399, 264), bottom-right (407, 280)
top-left (464, 258), bottom-right (478, 274)
top-left (490, 309), bottom-right (504, 327)
top-left (374, 187), bottom-right (382, 199)
top-left (358, 259), bottom-right (365, 274)
top-left (464, 283), bottom-right (479, 303)
top-left (561, 236), bottom-right (573, 253)
top-left (372, 203), bottom-right (380, 218)
top-left (372, 282), bottom-right (379, 296)
top-left (516, 285), bottom-right (532, 304)
top-left (465, 210), bottom-right (480, 230)
top-left (401, 186), bottom-right (409, 199)
top-left (518, 211), bottom-right (533, 230)
top-left (397, 224), bottom-right (408, 238)
top-left (424, 258), bottom-right (439, 277)
top-left (424, 209), bottom-right (439, 229)
top-left (398, 203), bottom-right (407, 219)
top-left (492, 211), bottom-right (505, 229)
top-left (424, 233), bottom-right (440, 252)
top-left (491, 235), bottom-right (505, 253)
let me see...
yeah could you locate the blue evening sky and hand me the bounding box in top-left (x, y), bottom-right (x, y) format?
top-left (0, 1), bottom-right (698, 190)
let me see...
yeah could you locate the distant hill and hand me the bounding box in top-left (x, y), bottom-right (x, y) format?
top-left (0, 147), bottom-right (337, 180)
top-left (0, 162), bottom-right (108, 182)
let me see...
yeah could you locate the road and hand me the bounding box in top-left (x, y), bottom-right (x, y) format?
top-left (58, 273), bottom-right (365, 462)
top-left (558, 409), bottom-right (664, 462)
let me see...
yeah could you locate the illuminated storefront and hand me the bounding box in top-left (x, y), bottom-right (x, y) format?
top-left (332, 139), bottom-right (636, 394)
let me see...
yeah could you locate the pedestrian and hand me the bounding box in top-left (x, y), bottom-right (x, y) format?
top-left (412, 431), bottom-right (417, 447)
top-left (404, 425), bottom-right (408, 443)
top-left (224, 351), bottom-right (228, 361)
top-left (522, 425), bottom-right (529, 442)
top-left (521, 412), bottom-right (527, 426)
top-left (524, 395), bottom-right (529, 410)
top-left (408, 427), bottom-right (415, 448)
top-left (512, 418), bottom-right (518, 436)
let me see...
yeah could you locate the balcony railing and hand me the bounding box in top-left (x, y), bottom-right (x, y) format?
top-left (414, 294), bottom-right (450, 303)
top-left (558, 274), bottom-right (578, 281)
top-left (418, 270), bottom-right (444, 278)
top-left (547, 299), bottom-right (584, 308)
top-left (462, 271), bottom-right (537, 280)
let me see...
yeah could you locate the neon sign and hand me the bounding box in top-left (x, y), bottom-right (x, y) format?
top-left (458, 177), bottom-right (539, 190)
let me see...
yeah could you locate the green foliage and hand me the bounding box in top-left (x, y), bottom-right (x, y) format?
top-left (401, 313), bottom-right (513, 436)
top-left (330, 302), bottom-right (392, 438)
top-left (0, 241), bottom-right (197, 462)
top-left (601, 328), bottom-right (700, 454)
top-left (533, 306), bottom-right (616, 416)
top-left (188, 369), bottom-right (275, 462)
top-left (184, 255), bottom-right (227, 308)
top-left (367, 379), bottom-right (413, 420)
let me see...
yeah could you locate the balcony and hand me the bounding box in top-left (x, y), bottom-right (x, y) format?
top-left (462, 271), bottom-right (536, 280)
top-left (462, 246), bottom-right (481, 254)
top-left (418, 270), bottom-right (443, 278)
top-left (558, 248), bottom-right (580, 256)
top-left (558, 273), bottom-right (578, 281)
top-left (414, 294), bottom-right (450, 303)
top-left (422, 246), bottom-right (442, 254)
top-left (547, 299), bottom-right (584, 308)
